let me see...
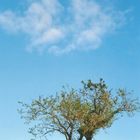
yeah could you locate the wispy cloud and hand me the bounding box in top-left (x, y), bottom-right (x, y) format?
top-left (0, 0), bottom-right (126, 54)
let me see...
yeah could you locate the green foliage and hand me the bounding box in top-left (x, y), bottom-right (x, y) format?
top-left (18, 79), bottom-right (140, 140)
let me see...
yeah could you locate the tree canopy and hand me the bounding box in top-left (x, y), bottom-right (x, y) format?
top-left (18, 79), bottom-right (140, 140)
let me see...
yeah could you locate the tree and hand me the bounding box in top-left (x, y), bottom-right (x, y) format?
top-left (18, 79), bottom-right (140, 140)
top-left (19, 88), bottom-right (81, 140)
top-left (76, 79), bottom-right (139, 140)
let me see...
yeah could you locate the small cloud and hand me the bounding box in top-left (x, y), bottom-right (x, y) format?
top-left (0, 0), bottom-right (126, 54)
top-left (30, 28), bottom-right (64, 47)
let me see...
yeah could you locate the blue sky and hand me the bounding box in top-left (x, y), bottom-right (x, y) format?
top-left (0, 0), bottom-right (140, 140)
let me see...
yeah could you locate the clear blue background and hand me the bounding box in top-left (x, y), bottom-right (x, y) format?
top-left (0, 0), bottom-right (140, 140)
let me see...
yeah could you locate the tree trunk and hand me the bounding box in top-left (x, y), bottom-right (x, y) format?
top-left (85, 135), bottom-right (92, 140)
top-left (85, 133), bottom-right (93, 140)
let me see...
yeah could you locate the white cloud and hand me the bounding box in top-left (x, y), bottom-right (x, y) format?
top-left (0, 0), bottom-right (125, 54)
